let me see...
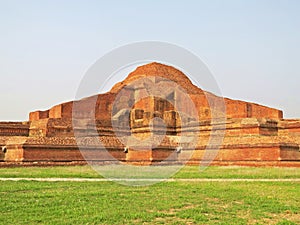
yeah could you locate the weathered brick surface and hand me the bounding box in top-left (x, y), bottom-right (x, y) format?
top-left (0, 122), bottom-right (29, 136)
top-left (0, 62), bottom-right (299, 165)
top-left (4, 145), bottom-right (24, 162)
top-left (29, 110), bottom-right (49, 121)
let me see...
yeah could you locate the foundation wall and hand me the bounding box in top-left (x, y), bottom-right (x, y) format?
top-left (4, 145), bottom-right (24, 162)
top-left (0, 122), bottom-right (29, 136)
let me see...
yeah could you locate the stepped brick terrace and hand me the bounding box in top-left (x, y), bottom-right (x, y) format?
top-left (1, 62), bottom-right (300, 166)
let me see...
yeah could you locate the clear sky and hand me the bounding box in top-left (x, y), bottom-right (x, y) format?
top-left (1, 0), bottom-right (300, 121)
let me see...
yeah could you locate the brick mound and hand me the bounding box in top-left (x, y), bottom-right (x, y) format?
top-left (0, 62), bottom-right (299, 166)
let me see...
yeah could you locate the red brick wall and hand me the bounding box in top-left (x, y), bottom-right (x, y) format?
top-left (225, 99), bottom-right (247, 118)
top-left (61, 102), bottom-right (73, 118)
top-left (49, 105), bottom-right (62, 118)
top-left (95, 93), bottom-right (115, 120)
top-left (191, 146), bottom-right (281, 161)
top-left (4, 145), bottom-right (24, 162)
top-left (29, 110), bottom-right (49, 121)
top-left (126, 149), bottom-right (152, 162)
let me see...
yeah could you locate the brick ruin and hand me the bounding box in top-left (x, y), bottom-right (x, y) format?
top-left (1, 62), bottom-right (300, 166)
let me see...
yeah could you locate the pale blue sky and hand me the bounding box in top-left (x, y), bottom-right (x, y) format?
top-left (1, 0), bottom-right (300, 121)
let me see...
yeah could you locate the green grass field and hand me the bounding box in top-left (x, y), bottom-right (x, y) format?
top-left (0, 166), bottom-right (299, 224)
top-left (0, 165), bottom-right (300, 179)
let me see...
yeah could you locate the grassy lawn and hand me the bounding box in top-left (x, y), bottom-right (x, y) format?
top-left (0, 166), bottom-right (299, 224)
top-left (0, 180), bottom-right (299, 224)
top-left (0, 165), bottom-right (100, 178)
top-left (174, 166), bottom-right (300, 179)
top-left (0, 165), bottom-right (299, 179)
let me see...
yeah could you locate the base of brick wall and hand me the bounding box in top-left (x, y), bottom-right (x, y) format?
top-left (1, 160), bottom-right (300, 168)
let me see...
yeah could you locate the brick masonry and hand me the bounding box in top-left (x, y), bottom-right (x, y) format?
top-left (1, 62), bottom-right (300, 166)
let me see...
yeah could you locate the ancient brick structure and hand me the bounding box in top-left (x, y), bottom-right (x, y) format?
top-left (1, 62), bottom-right (299, 166)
